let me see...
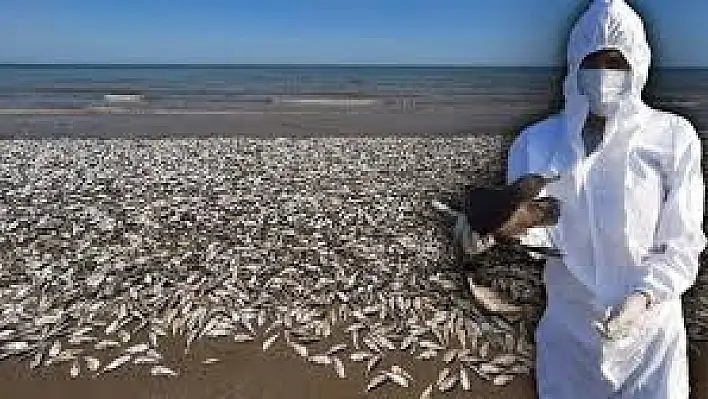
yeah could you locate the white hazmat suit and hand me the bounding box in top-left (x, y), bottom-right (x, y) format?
top-left (506, 0), bottom-right (707, 397)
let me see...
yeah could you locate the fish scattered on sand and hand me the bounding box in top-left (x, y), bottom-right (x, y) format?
top-left (1, 138), bottom-right (701, 397)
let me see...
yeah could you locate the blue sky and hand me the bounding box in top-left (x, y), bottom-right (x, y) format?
top-left (1, 0), bottom-right (707, 66)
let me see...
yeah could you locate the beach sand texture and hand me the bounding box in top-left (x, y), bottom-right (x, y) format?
top-left (0, 137), bottom-right (705, 399)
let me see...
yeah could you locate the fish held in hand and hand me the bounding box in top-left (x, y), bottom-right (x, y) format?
top-left (432, 173), bottom-right (563, 257)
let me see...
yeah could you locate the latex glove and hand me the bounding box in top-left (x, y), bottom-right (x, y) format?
top-left (453, 213), bottom-right (495, 255)
top-left (595, 292), bottom-right (651, 341)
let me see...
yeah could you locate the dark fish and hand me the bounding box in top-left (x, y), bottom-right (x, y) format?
top-left (464, 174), bottom-right (561, 238)
top-left (432, 173), bottom-right (563, 257)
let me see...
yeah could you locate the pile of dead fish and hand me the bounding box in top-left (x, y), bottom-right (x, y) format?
top-left (0, 138), bottom-right (704, 397)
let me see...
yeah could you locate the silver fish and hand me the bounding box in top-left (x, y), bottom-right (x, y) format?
top-left (365, 373), bottom-right (388, 392)
top-left (385, 371), bottom-right (409, 388)
top-left (308, 355), bottom-right (331, 365)
top-left (332, 357), bottom-right (345, 379)
top-left (262, 333), bottom-right (279, 352)
top-left (150, 365), bottom-right (178, 377)
top-left (420, 384), bottom-right (434, 399)
top-left (84, 356), bottom-right (101, 372)
top-left (460, 367), bottom-right (471, 391)
top-left (493, 374), bottom-right (515, 386)
top-left (102, 354), bottom-right (132, 373)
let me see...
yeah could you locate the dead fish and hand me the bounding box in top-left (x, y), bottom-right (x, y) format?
top-left (204, 329), bottom-right (231, 338)
top-left (385, 371), bottom-right (409, 388)
top-left (457, 348), bottom-right (472, 358)
top-left (416, 349), bottom-right (438, 360)
top-left (56, 349), bottom-right (84, 361)
top-left (257, 309), bottom-right (267, 328)
top-left (350, 352), bottom-right (371, 362)
top-left (436, 367), bottom-right (451, 388)
top-left (290, 342), bottom-right (308, 358)
top-left (104, 319), bottom-right (119, 336)
top-left (332, 357), bottom-right (345, 379)
top-left (390, 365), bottom-right (414, 383)
top-left (441, 173), bottom-right (561, 244)
top-left (262, 333), bottom-right (279, 352)
top-left (376, 336), bottom-right (396, 351)
top-left (459, 354), bottom-right (483, 364)
top-left (477, 363), bottom-right (503, 374)
top-left (134, 357), bottom-right (160, 365)
top-left (363, 305), bottom-right (380, 315)
top-left (84, 356), bottom-right (101, 372)
top-left (29, 352), bottom-right (43, 370)
top-left (118, 330), bottom-right (131, 344)
top-left (420, 384), bottom-right (434, 399)
top-left (493, 374), bottom-right (515, 386)
top-left (102, 354), bottom-right (132, 373)
top-left (326, 343), bottom-right (347, 355)
top-left (233, 333), bottom-right (254, 343)
top-left (363, 337), bottom-right (381, 353)
top-left (460, 368), bottom-right (471, 391)
top-left (70, 359), bottom-right (80, 378)
top-left (365, 372), bottom-right (388, 392)
top-left (148, 331), bottom-right (158, 348)
top-left (308, 355), bottom-right (331, 365)
top-left (366, 355), bottom-right (381, 375)
top-left (400, 334), bottom-right (417, 350)
top-left (201, 358), bottom-right (220, 365)
top-left (491, 353), bottom-right (519, 367)
top-left (95, 340), bottom-right (121, 350)
top-left (145, 349), bottom-right (163, 360)
top-left (3, 341), bottom-right (30, 352)
top-left (439, 373), bottom-right (459, 392)
top-left (345, 323), bottom-right (366, 332)
top-left (456, 318), bottom-right (466, 347)
top-left (443, 349), bottom-right (458, 363)
top-left (241, 320), bottom-right (255, 336)
top-left (467, 280), bottom-right (524, 315)
top-left (479, 341), bottom-right (490, 359)
top-left (68, 336), bottom-right (97, 345)
top-left (123, 343), bottom-right (150, 355)
top-left (48, 341), bottom-right (61, 357)
top-left (150, 365), bottom-right (178, 377)
top-left (185, 329), bottom-right (199, 354)
top-left (419, 340), bottom-right (444, 351)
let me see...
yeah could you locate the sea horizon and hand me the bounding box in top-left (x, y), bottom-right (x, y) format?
top-left (0, 62), bottom-right (706, 137)
top-left (0, 63), bottom-right (706, 70)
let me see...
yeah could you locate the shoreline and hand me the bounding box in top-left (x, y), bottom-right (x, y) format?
top-left (0, 112), bottom-right (546, 139)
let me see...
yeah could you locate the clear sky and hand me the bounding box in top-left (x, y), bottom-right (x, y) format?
top-left (1, 0), bottom-right (706, 67)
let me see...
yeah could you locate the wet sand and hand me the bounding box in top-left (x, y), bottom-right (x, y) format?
top-left (0, 337), bottom-right (706, 399)
top-left (0, 97), bottom-right (704, 139)
top-left (0, 102), bottom-right (566, 139)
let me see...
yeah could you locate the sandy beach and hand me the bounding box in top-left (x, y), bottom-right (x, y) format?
top-left (0, 339), bottom-right (707, 399)
top-left (0, 103), bottom-right (556, 140)
top-left (0, 136), bottom-right (704, 399)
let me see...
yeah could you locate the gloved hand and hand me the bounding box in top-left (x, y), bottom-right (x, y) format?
top-left (453, 213), bottom-right (495, 255)
top-left (595, 291), bottom-right (651, 341)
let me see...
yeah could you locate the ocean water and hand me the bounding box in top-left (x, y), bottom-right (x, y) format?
top-left (0, 65), bottom-right (706, 136)
top-left (0, 65), bottom-right (565, 110)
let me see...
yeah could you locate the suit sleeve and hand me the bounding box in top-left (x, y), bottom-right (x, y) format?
top-left (634, 117), bottom-right (707, 303)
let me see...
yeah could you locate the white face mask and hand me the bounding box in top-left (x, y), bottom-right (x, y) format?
top-left (577, 69), bottom-right (632, 116)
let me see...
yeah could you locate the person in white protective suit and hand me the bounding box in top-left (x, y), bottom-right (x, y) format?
top-left (456, 0), bottom-right (707, 397)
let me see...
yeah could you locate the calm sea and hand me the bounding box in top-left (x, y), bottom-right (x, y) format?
top-left (0, 64), bottom-right (706, 135)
